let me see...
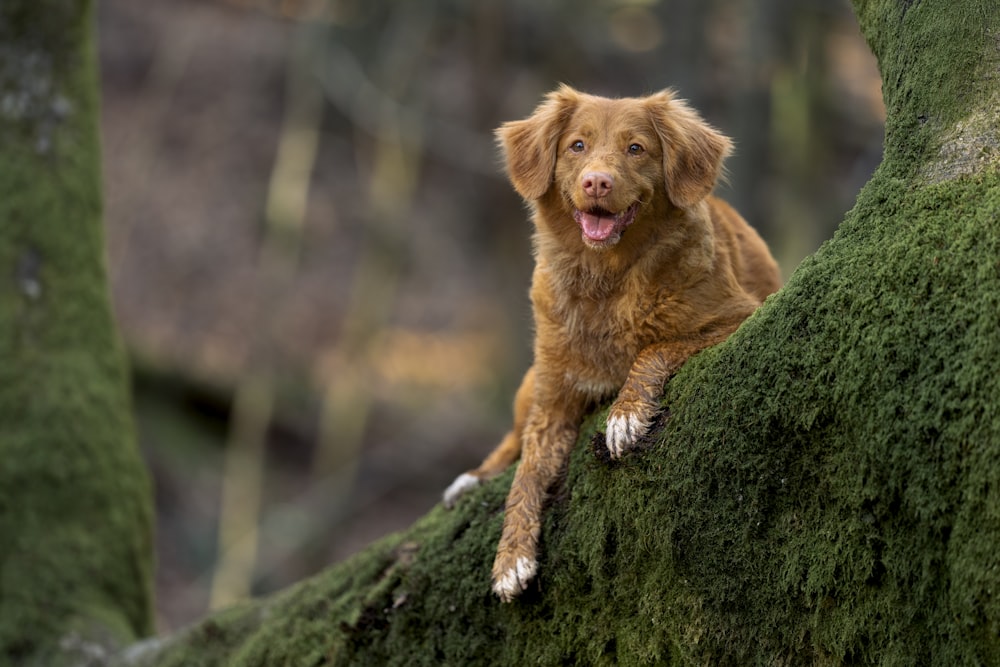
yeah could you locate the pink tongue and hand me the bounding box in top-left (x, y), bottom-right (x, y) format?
top-left (579, 211), bottom-right (616, 241)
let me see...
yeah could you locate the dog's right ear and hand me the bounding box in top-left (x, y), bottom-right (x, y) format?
top-left (496, 85), bottom-right (579, 201)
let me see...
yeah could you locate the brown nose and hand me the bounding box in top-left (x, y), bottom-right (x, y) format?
top-left (581, 171), bottom-right (613, 198)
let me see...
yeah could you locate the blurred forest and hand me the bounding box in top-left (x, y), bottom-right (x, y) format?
top-left (96, 0), bottom-right (884, 631)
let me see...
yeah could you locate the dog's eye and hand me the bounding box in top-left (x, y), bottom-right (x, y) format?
top-left (628, 143), bottom-right (645, 156)
top-left (569, 140), bottom-right (586, 153)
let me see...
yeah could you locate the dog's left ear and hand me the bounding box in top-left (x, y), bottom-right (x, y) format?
top-left (496, 85), bottom-right (580, 201)
top-left (646, 91), bottom-right (732, 209)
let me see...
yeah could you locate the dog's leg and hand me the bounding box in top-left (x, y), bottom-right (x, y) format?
top-left (491, 392), bottom-right (584, 601)
top-left (443, 366), bottom-right (536, 508)
top-left (605, 321), bottom-right (745, 457)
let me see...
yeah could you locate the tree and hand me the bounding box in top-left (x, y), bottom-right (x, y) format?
top-left (0, 1), bottom-right (153, 666)
top-left (5, 0), bottom-right (999, 664)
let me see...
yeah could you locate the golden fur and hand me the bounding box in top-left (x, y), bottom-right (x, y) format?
top-left (443, 85), bottom-right (781, 601)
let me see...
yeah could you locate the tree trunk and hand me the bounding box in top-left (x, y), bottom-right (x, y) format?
top-left (0, 2), bottom-right (154, 665)
top-left (11, 0), bottom-right (1000, 664)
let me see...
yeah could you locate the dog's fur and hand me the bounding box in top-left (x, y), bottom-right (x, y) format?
top-left (443, 86), bottom-right (781, 601)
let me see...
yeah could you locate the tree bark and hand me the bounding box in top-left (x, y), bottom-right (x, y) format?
top-left (9, 0), bottom-right (1000, 664)
top-left (0, 2), bottom-right (154, 665)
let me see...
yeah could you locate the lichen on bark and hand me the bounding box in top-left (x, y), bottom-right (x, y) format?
top-left (919, 99), bottom-right (1000, 184)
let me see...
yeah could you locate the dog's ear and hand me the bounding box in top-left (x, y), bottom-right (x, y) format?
top-left (496, 85), bottom-right (579, 201)
top-left (646, 90), bottom-right (732, 209)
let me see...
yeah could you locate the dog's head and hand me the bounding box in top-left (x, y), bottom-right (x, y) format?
top-left (497, 85), bottom-right (732, 249)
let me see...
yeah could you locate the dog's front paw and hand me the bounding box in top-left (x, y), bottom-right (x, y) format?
top-left (605, 411), bottom-right (646, 458)
top-left (605, 403), bottom-right (655, 459)
top-left (443, 472), bottom-right (481, 508)
top-left (491, 554), bottom-right (537, 602)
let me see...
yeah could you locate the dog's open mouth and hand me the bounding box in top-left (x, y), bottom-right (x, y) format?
top-left (573, 203), bottom-right (639, 245)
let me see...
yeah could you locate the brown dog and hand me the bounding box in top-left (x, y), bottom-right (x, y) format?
top-left (444, 86), bottom-right (781, 602)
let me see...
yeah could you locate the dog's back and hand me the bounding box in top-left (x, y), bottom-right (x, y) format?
top-left (707, 196), bottom-right (782, 303)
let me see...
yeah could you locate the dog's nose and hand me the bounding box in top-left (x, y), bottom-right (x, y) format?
top-left (581, 171), bottom-right (613, 198)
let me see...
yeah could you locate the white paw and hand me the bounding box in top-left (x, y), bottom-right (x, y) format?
top-left (605, 411), bottom-right (648, 459)
top-left (443, 473), bottom-right (480, 508)
top-left (492, 556), bottom-right (537, 602)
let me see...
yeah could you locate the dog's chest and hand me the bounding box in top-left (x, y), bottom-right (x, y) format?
top-left (543, 277), bottom-right (663, 398)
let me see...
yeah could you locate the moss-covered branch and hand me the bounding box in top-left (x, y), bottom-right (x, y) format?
top-left (0, 2), bottom-right (154, 665)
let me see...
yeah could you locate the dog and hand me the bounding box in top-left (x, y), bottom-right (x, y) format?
top-left (443, 85), bottom-right (781, 602)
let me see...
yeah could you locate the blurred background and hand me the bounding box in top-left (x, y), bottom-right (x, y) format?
top-left (97, 0), bottom-right (884, 631)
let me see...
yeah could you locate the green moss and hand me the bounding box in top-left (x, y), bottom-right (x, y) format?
top-left (0, 1), bottom-right (154, 663)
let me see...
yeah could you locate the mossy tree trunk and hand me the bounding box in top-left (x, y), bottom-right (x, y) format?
top-left (0, 2), bottom-right (154, 665)
top-left (8, 0), bottom-right (997, 665)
